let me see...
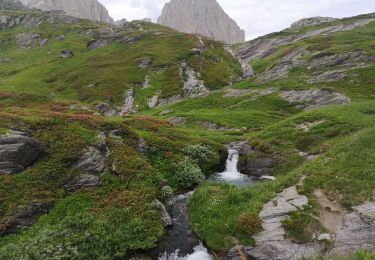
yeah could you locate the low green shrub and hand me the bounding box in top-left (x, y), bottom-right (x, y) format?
top-left (174, 158), bottom-right (205, 189)
top-left (237, 213), bottom-right (262, 235)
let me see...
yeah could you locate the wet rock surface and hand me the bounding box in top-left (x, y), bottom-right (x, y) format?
top-left (0, 134), bottom-right (45, 174)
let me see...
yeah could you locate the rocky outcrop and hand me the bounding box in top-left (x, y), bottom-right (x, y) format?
top-left (289, 17), bottom-right (337, 30)
top-left (87, 28), bottom-right (142, 49)
top-left (234, 16), bottom-right (375, 80)
top-left (73, 146), bottom-right (106, 175)
top-left (0, 134), bottom-right (45, 174)
top-left (179, 62), bottom-right (208, 97)
top-left (167, 116), bottom-right (187, 126)
top-left (334, 201), bottom-right (375, 255)
top-left (158, 0), bottom-right (245, 44)
top-left (280, 89), bottom-right (351, 110)
top-left (307, 70), bottom-right (347, 83)
top-left (16, 32), bottom-right (46, 48)
top-left (120, 88), bottom-right (136, 115)
top-left (240, 157), bottom-right (275, 177)
top-left (19, 0), bottom-right (114, 24)
top-left (95, 103), bottom-right (118, 116)
top-left (245, 186), bottom-right (323, 260)
top-left (1, 202), bottom-right (52, 235)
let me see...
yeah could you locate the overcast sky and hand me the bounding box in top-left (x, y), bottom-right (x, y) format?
top-left (99, 0), bottom-right (375, 40)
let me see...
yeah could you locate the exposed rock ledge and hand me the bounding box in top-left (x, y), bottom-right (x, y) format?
top-left (230, 186), bottom-right (375, 260)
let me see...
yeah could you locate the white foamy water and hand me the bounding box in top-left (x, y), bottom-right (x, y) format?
top-left (159, 243), bottom-right (213, 260)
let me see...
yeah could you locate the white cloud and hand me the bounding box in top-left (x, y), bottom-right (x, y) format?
top-left (99, 0), bottom-right (375, 40)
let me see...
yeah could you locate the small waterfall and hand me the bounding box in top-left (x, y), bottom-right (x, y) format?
top-left (210, 148), bottom-right (255, 186)
top-left (225, 149), bottom-right (240, 173)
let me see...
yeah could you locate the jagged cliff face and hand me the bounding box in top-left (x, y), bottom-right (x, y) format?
top-left (19, 0), bottom-right (114, 24)
top-left (158, 0), bottom-right (245, 44)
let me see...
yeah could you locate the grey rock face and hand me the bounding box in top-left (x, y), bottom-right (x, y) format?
top-left (158, 94), bottom-right (183, 107)
top-left (158, 0), bottom-right (245, 44)
top-left (246, 186), bottom-right (323, 260)
top-left (240, 157), bottom-right (275, 177)
top-left (1, 202), bottom-right (52, 235)
top-left (115, 18), bottom-right (128, 27)
top-left (0, 134), bottom-right (45, 174)
top-left (0, 0), bottom-right (24, 10)
top-left (19, 0), bottom-right (114, 24)
top-left (334, 201), bottom-right (375, 254)
top-left (73, 146), bottom-right (106, 175)
top-left (307, 70), bottom-right (347, 83)
top-left (280, 89), bottom-right (351, 110)
top-left (66, 174), bottom-right (100, 192)
top-left (95, 103), bottom-right (118, 116)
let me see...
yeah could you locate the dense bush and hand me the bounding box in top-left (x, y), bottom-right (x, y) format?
top-left (174, 158), bottom-right (205, 189)
top-left (237, 213), bottom-right (263, 235)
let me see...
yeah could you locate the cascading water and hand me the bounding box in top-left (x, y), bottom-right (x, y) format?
top-left (145, 148), bottom-right (254, 260)
top-left (211, 149), bottom-right (255, 187)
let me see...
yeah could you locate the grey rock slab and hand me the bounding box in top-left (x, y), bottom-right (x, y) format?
top-left (73, 146), bottom-right (106, 175)
top-left (0, 135), bottom-right (45, 174)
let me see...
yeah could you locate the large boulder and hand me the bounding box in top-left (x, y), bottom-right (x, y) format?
top-left (0, 134), bottom-right (45, 174)
top-left (240, 157), bottom-right (275, 177)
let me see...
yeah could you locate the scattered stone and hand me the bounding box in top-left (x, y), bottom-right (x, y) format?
top-left (318, 233), bottom-right (333, 241)
top-left (60, 50), bottom-right (74, 58)
top-left (73, 146), bottom-right (106, 175)
top-left (297, 120), bottom-right (325, 132)
top-left (159, 109), bottom-right (174, 115)
top-left (39, 38), bottom-right (48, 46)
top-left (158, 95), bottom-right (183, 106)
top-left (139, 59), bottom-right (153, 69)
top-left (95, 103), bottom-right (118, 116)
top-left (0, 134), bottom-right (45, 174)
top-left (1, 57), bottom-right (12, 63)
top-left (142, 75), bottom-right (150, 88)
top-left (55, 35), bottom-right (65, 40)
top-left (137, 138), bottom-right (148, 154)
top-left (154, 199), bottom-right (173, 227)
top-left (280, 89), bottom-right (351, 110)
top-left (167, 116), bottom-right (186, 126)
top-left (260, 176), bottom-right (276, 181)
top-left (87, 83), bottom-right (96, 88)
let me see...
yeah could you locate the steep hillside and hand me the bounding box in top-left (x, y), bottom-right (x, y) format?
top-left (0, 9), bottom-right (243, 115)
top-left (0, 7), bottom-right (374, 260)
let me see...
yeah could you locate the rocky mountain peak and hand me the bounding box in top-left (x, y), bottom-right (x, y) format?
top-left (18, 0), bottom-right (114, 24)
top-left (158, 0), bottom-right (245, 44)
